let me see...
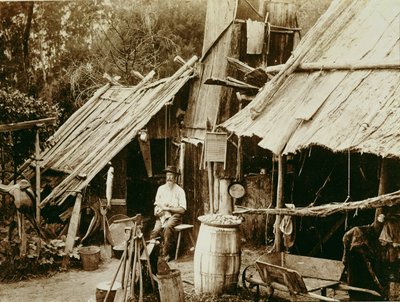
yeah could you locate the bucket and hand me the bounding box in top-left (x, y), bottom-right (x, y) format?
top-left (95, 281), bottom-right (122, 302)
top-left (194, 223), bottom-right (241, 294)
top-left (157, 269), bottom-right (184, 302)
top-left (80, 246), bottom-right (100, 271)
top-left (112, 245), bottom-right (124, 259)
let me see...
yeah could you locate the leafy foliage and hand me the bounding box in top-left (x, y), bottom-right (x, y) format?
top-left (0, 234), bottom-right (81, 282)
top-left (0, 88), bottom-right (59, 167)
top-left (1, 0), bottom-right (206, 121)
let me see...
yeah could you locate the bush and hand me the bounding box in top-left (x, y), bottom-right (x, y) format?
top-left (0, 87), bottom-right (59, 169)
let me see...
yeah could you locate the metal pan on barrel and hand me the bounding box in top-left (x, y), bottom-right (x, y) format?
top-left (228, 181), bottom-right (246, 199)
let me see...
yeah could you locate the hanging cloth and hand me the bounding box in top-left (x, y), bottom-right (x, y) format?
top-left (246, 19), bottom-right (265, 54)
top-left (279, 204), bottom-right (296, 249)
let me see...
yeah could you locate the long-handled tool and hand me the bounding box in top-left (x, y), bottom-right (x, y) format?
top-left (103, 214), bottom-right (155, 302)
top-left (99, 200), bottom-right (112, 260)
top-left (103, 247), bottom-right (126, 302)
top-left (123, 225), bottom-right (136, 302)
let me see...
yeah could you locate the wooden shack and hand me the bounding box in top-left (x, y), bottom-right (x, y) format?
top-left (221, 0), bottom-right (400, 298)
top-left (14, 58), bottom-right (198, 242)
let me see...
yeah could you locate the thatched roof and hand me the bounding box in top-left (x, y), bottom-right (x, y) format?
top-left (20, 57), bottom-right (198, 206)
top-left (220, 0), bottom-right (400, 157)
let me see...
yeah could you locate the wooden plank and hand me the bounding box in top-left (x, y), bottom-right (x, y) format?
top-left (204, 77), bottom-right (260, 90)
top-left (303, 278), bottom-right (339, 292)
top-left (226, 56), bottom-right (255, 74)
top-left (234, 19), bottom-right (302, 31)
top-left (201, 0), bottom-right (237, 60)
top-left (0, 117), bottom-right (56, 133)
top-left (283, 253), bottom-right (344, 281)
top-left (62, 192), bottom-right (82, 268)
top-left (298, 60), bottom-right (400, 71)
top-left (46, 83), bottom-right (110, 145)
top-left (256, 260), bottom-right (308, 293)
top-left (336, 283), bottom-right (381, 297)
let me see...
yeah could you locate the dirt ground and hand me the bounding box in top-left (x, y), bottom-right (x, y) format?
top-left (0, 245), bottom-right (267, 302)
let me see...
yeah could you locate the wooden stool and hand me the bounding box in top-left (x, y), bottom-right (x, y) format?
top-left (174, 224), bottom-right (195, 260)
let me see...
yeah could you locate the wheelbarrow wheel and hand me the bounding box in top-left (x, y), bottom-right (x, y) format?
top-left (242, 264), bottom-right (261, 299)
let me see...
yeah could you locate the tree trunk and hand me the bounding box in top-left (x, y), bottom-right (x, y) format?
top-left (22, 2), bottom-right (34, 90)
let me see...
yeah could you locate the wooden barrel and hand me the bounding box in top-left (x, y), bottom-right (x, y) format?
top-left (194, 223), bottom-right (241, 294)
top-left (157, 269), bottom-right (184, 302)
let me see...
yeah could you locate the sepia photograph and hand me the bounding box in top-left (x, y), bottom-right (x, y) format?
top-left (0, 0), bottom-right (399, 301)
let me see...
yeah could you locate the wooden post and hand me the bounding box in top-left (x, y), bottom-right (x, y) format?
top-left (207, 162), bottom-right (214, 214)
top-left (219, 178), bottom-right (232, 215)
top-left (179, 142), bottom-right (185, 187)
top-left (1, 146), bottom-right (4, 182)
top-left (375, 157), bottom-right (390, 219)
top-left (213, 166), bottom-right (219, 213)
top-left (274, 155), bottom-right (285, 252)
top-left (18, 213), bottom-right (27, 256)
top-left (62, 192), bottom-right (82, 268)
top-left (236, 96), bottom-right (243, 182)
top-left (35, 128), bottom-right (41, 223)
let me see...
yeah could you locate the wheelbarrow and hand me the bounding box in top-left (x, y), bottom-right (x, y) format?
top-left (242, 252), bottom-right (382, 301)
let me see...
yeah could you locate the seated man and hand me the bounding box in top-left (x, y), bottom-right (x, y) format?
top-left (150, 166), bottom-right (186, 261)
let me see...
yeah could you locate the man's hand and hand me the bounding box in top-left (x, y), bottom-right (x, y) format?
top-left (160, 205), bottom-right (170, 211)
top-left (155, 207), bottom-right (165, 217)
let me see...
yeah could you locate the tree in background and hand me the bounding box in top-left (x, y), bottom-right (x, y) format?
top-left (0, 0), bottom-right (206, 166)
top-left (0, 89), bottom-right (58, 177)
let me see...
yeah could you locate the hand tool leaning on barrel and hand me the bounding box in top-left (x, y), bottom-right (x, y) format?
top-left (103, 214), bottom-right (155, 302)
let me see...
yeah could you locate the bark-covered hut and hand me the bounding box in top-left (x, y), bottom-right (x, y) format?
top-left (221, 0), bottom-right (400, 297)
top-left (16, 58), bottom-right (198, 246)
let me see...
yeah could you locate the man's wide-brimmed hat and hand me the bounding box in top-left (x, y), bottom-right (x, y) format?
top-left (163, 165), bottom-right (180, 174)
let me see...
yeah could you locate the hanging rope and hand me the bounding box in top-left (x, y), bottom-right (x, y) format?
top-left (345, 148), bottom-right (351, 203)
top-left (164, 104), bottom-right (168, 168)
top-left (344, 148), bottom-right (352, 230)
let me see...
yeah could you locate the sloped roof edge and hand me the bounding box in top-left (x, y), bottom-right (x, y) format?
top-left (220, 0), bottom-right (400, 157)
top-left (34, 56), bottom-right (198, 207)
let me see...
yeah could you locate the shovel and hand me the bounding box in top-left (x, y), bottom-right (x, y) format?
top-left (100, 201), bottom-right (112, 260)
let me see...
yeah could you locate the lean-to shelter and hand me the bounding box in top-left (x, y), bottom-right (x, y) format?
top-left (18, 57), bottom-right (197, 217)
top-left (220, 0), bottom-right (400, 157)
top-left (219, 3), bottom-right (400, 296)
top-left (219, 0), bottom-right (400, 259)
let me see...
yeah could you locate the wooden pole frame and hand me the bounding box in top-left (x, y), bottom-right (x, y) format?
top-left (35, 129), bottom-right (41, 223)
top-left (274, 155), bottom-right (285, 252)
top-left (0, 117), bottom-right (56, 133)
